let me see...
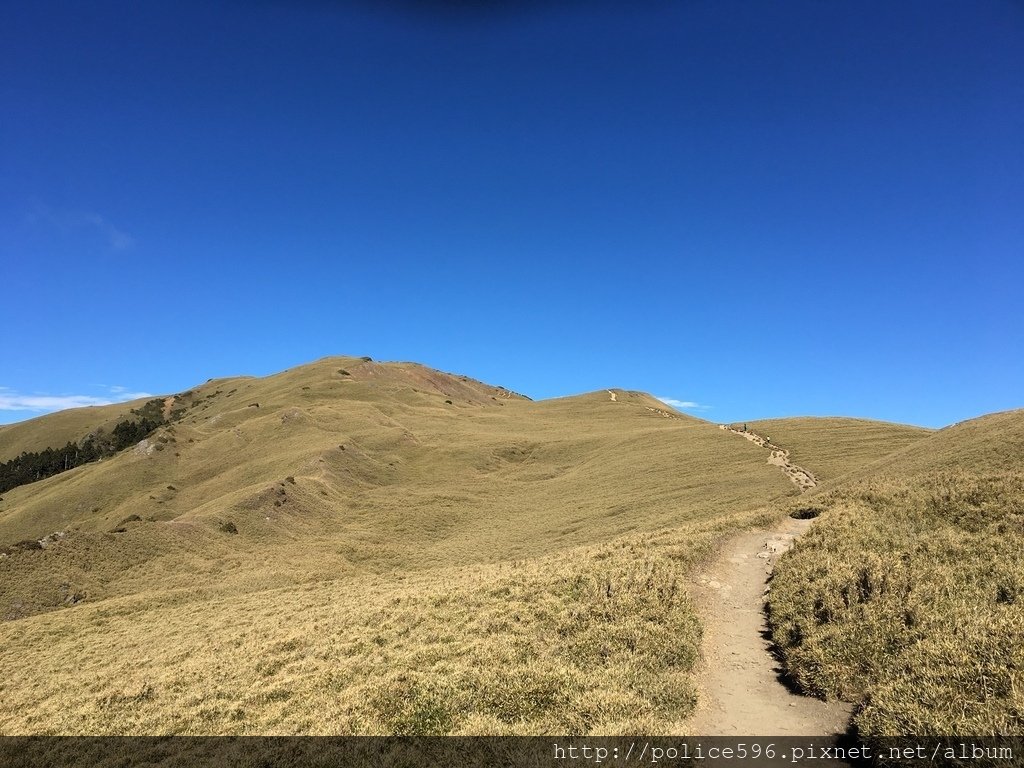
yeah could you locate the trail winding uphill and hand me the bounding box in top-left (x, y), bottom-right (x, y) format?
top-left (685, 428), bottom-right (852, 744)
top-left (720, 425), bottom-right (818, 491)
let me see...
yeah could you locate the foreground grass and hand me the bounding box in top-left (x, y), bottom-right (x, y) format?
top-left (769, 469), bottom-right (1024, 737)
top-left (0, 511), bottom-right (771, 735)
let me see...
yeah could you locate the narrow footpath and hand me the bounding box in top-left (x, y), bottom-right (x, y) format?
top-left (686, 428), bottom-right (852, 742)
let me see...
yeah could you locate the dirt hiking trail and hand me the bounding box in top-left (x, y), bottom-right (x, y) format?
top-left (720, 425), bottom-right (818, 491)
top-left (686, 428), bottom-right (852, 744)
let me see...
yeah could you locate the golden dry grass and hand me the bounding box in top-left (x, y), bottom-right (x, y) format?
top-left (745, 417), bottom-right (932, 481)
top-left (0, 357), bottom-right (803, 734)
top-left (768, 409), bottom-right (1024, 738)
top-left (0, 510), bottom-right (780, 735)
top-left (0, 358), bottom-right (795, 620)
top-left (0, 398), bottom-right (151, 463)
top-left (0, 356), bottom-right (979, 735)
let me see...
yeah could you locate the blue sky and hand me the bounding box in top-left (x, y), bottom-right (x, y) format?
top-left (2, 1), bottom-right (1021, 428)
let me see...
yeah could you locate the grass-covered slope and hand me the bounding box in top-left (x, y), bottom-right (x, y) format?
top-left (768, 409), bottom-right (1024, 737)
top-left (0, 356), bottom-right (794, 734)
top-left (0, 513), bottom-right (768, 735)
top-left (0, 398), bottom-right (153, 463)
top-left (744, 417), bottom-right (933, 481)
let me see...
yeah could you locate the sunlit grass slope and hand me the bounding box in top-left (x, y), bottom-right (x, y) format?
top-left (769, 409), bottom-right (1024, 738)
top-left (744, 417), bottom-right (932, 481)
top-left (0, 398), bottom-right (152, 463)
top-left (0, 512), bottom-right (773, 736)
top-left (0, 356), bottom-right (800, 734)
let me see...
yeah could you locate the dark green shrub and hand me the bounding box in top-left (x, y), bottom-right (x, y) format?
top-left (790, 507), bottom-right (822, 519)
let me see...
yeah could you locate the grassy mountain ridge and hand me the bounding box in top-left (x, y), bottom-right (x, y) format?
top-left (0, 398), bottom-right (154, 464)
top-left (0, 357), bottom-right (793, 624)
top-left (0, 355), bottom-right (972, 735)
top-left (743, 417), bottom-right (933, 482)
top-left (0, 355), bottom-right (807, 733)
top-left (840, 407), bottom-right (1024, 478)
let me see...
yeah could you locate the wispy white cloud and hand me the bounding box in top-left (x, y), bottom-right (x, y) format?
top-left (80, 213), bottom-right (135, 250)
top-left (657, 396), bottom-right (712, 412)
top-left (26, 204), bottom-right (135, 251)
top-left (0, 386), bottom-right (152, 414)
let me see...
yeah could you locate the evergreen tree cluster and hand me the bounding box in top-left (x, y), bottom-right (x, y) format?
top-left (0, 407), bottom-right (167, 495)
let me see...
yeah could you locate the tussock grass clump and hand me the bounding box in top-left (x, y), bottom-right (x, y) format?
top-left (352, 542), bottom-right (701, 735)
top-left (769, 470), bottom-right (1024, 737)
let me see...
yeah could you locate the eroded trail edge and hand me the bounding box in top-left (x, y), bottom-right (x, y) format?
top-left (685, 429), bottom-right (851, 740)
top-left (687, 518), bottom-right (853, 737)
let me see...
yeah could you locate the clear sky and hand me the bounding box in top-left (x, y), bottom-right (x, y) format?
top-left (2, 1), bottom-right (1022, 428)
